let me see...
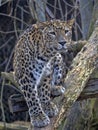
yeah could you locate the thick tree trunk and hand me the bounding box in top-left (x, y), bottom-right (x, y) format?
top-left (65, 1), bottom-right (98, 130)
top-left (54, 20), bottom-right (98, 130)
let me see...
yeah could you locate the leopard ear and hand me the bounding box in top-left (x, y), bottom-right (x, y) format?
top-left (67, 19), bottom-right (75, 27)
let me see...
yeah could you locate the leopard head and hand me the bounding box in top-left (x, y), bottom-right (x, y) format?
top-left (41, 19), bottom-right (74, 52)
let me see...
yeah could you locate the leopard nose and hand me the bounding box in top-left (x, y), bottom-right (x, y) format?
top-left (59, 41), bottom-right (66, 46)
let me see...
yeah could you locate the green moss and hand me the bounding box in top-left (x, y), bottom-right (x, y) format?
top-left (57, 118), bottom-right (66, 130)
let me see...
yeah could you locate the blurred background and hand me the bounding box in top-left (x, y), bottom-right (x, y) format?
top-left (0, 0), bottom-right (98, 130)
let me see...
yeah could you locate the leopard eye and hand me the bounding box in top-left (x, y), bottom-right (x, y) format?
top-left (65, 30), bottom-right (69, 34)
top-left (65, 31), bottom-right (72, 37)
top-left (50, 31), bottom-right (56, 35)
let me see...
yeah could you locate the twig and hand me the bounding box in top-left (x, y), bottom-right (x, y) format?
top-left (46, 6), bottom-right (55, 19)
top-left (75, 21), bottom-right (83, 36)
top-left (0, 59), bottom-right (8, 68)
top-left (0, 0), bottom-right (11, 6)
top-left (74, 1), bottom-right (78, 40)
top-left (0, 48), bottom-right (14, 129)
top-left (46, 1), bottom-right (60, 10)
top-left (21, 6), bottom-right (24, 30)
top-left (14, 0), bottom-right (20, 39)
top-left (0, 30), bottom-right (23, 34)
top-left (34, 0), bottom-right (46, 21)
top-left (1, 79), bottom-right (7, 130)
top-left (54, 0), bottom-right (57, 18)
top-left (62, 0), bottom-right (76, 8)
top-left (0, 36), bottom-right (14, 50)
top-left (0, 12), bottom-right (28, 26)
top-left (58, 0), bottom-right (63, 19)
top-left (17, 5), bottom-right (30, 14)
top-left (29, 0), bottom-right (37, 20)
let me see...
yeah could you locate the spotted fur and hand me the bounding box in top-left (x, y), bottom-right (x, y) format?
top-left (13, 19), bottom-right (74, 127)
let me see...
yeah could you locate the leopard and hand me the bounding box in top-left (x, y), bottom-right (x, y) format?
top-left (13, 19), bottom-right (74, 127)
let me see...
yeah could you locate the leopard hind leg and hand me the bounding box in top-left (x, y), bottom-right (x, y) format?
top-left (19, 76), bottom-right (50, 128)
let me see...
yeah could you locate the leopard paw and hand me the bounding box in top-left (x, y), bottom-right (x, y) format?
top-left (31, 112), bottom-right (50, 128)
top-left (51, 86), bottom-right (65, 97)
top-left (44, 102), bottom-right (58, 117)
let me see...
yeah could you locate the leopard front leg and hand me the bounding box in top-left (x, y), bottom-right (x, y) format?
top-left (51, 53), bottom-right (66, 97)
top-left (38, 77), bottom-right (58, 118)
top-left (18, 76), bottom-right (50, 128)
top-left (37, 60), bottom-right (58, 117)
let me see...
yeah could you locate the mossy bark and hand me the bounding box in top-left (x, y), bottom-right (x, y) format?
top-left (54, 21), bottom-right (98, 130)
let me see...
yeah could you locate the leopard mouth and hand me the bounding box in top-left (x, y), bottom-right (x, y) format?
top-left (58, 49), bottom-right (68, 54)
top-left (57, 46), bottom-right (68, 53)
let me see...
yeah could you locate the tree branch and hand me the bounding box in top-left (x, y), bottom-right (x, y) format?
top-left (54, 20), bottom-right (98, 130)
